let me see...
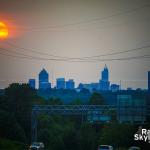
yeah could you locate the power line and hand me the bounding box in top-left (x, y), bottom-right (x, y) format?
top-left (0, 47), bottom-right (150, 62)
top-left (81, 45), bottom-right (150, 59)
top-left (0, 47), bottom-right (39, 58)
top-left (0, 48), bottom-right (94, 62)
top-left (13, 14), bottom-right (150, 33)
top-left (4, 41), bottom-right (150, 60)
top-left (14, 3), bottom-right (150, 31)
top-left (50, 18), bottom-right (150, 33)
top-left (0, 47), bottom-right (73, 62)
top-left (4, 41), bottom-right (71, 59)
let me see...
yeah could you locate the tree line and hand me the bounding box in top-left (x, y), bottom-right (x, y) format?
top-left (0, 83), bottom-right (149, 150)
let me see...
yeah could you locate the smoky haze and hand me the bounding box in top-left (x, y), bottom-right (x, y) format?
top-left (0, 0), bottom-right (150, 89)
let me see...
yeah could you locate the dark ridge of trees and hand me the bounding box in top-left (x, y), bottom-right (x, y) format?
top-left (0, 83), bottom-right (149, 150)
top-left (89, 92), bottom-right (105, 105)
top-left (0, 83), bottom-right (45, 144)
top-left (0, 138), bottom-right (26, 150)
top-left (45, 98), bottom-right (63, 105)
top-left (38, 88), bottom-right (91, 104)
top-left (0, 110), bottom-right (26, 142)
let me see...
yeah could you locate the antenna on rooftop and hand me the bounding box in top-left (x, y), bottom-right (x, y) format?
top-left (120, 80), bottom-right (121, 90)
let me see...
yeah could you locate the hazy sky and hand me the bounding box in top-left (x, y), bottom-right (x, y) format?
top-left (0, 0), bottom-right (150, 89)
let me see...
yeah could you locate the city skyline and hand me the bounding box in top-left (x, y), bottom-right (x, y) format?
top-left (0, 1), bottom-right (150, 149)
top-left (0, 0), bottom-right (150, 89)
top-left (27, 65), bottom-right (149, 90)
top-left (0, 64), bottom-right (149, 90)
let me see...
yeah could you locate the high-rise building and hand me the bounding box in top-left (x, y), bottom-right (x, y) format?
top-left (148, 71), bottom-right (150, 93)
top-left (56, 78), bottom-right (65, 89)
top-left (102, 65), bottom-right (109, 81)
top-left (28, 79), bottom-right (36, 89)
top-left (39, 68), bottom-right (51, 89)
top-left (99, 65), bottom-right (110, 90)
top-left (66, 79), bottom-right (75, 90)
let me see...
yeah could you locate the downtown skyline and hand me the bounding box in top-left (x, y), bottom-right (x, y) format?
top-left (0, 62), bottom-right (149, 89)
top-left (27, 65), bottom-right (149, 90)
top-left (1, 1), bottom-right (150, 149)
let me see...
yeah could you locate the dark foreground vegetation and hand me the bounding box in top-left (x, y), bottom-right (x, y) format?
top-left (0, 83), bottom-right (149, 150)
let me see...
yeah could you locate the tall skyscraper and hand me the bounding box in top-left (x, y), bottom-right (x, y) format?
top-left (148, 71), bottom-right (150, 93)
top-left (99, 65), bottom-right (110, 90)
top-left (28, 79), bottom-right (36, 89)
top-left (56, 78), bottom-right (65, 89)
top-left (66, 79), bottom-right (75, 90)
top-left (102, 64), bottom-right (109, 81)
top-left (39, 68), bottom-right (51, 90)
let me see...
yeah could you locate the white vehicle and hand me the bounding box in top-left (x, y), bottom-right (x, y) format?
top-left (29, 142), bottom-right (44, 150)
top-left (98, 145), bottom-right (113, 150)
top-left (128, 146), bottom-right (141, 150)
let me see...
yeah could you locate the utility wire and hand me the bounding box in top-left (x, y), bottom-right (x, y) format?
top-left (0, 47), bottom-right (94, 62)
top-left (0, 47), bottom-right (39, 58)
top-left (81, 45), bottom-right (150, 59)
top-left (14, 3), bottom-right (150, 31)
top-left (4, 41), bottom-right (71, 59)
top-left (13, 14), bottom-right (150, 33)
top-left (0, 47), bottom-right (150, 62)
top-left (3, 41), bottom-right (150, 60)
top-left (0, 47), bottom-right (73, 62)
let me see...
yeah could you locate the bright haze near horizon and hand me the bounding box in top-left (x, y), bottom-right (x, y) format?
top-left (0, 0), bottom-right (150, 89)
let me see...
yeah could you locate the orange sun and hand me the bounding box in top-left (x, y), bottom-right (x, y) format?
top-left (0, 22), bottom-right (9, 39)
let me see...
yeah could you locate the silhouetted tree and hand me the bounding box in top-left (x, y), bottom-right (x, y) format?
top-left (0, 110), bottom-right (26, 142)
top-left (79, 123), bottom-right (97, 150)
top-left (46, 98), bottom-right (63, 105)
top-left (4, 83), bottom-right (37, 142)
top-left (89, 92), bottom-right (105, 105)
top-left (71, 98), bottom-right (82, 105)
top-left (98, 123), bottom-right (135, 148)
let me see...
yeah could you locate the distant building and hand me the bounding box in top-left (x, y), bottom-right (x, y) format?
top-left (39, 68), bottom-right (51, 90)
top-left (110, 84), bottom-right (119, 92)
top-left (117, 95), bottom-right (146, 123)
top-left (66, 79), bottom-right (75, 90)
top-left (127, 87), bottom-right (133, 91)
top-left (148, 71), bottom-right (150, 93)
top-left (90, 83), bottom-right (99, 91)
top-left (28, 79), bottom-right (36, 89)
top-left (99, 80), bottom-right (110, 91)
top-left (81, 84), bottom-right (92, 91)
top-left (56, 78), bottom-right (65, 89)
top-left (136, 88), bottom-right (142, 91)
top-left (102, 65), bottom-right (109, 81)
top-left (78, 83), bottom-right (84, 90)
top-left (99, 65), bottom-right (110, 90)
top-left (81, 83), bottom-right (99, 92)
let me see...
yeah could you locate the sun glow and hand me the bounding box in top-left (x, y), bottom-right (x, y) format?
top-left (0, 22), bottom-right (9, 39)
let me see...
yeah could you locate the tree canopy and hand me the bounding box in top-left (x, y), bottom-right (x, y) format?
top-left (89, 92), bottom-right (105, 105)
